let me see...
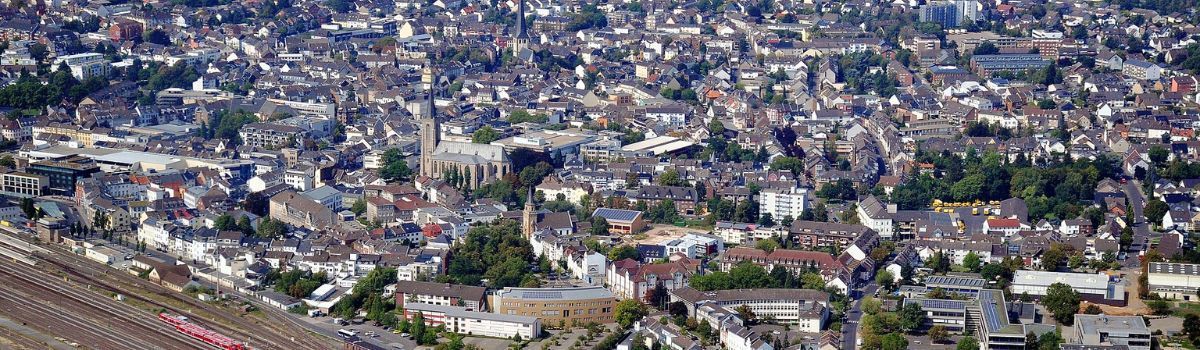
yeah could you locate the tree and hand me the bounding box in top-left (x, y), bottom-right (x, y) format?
top-left (956, 337), bottom-right (979, 350)
top-left (591, 216), bottom-right (610, 235)
top-left (1041, 245), bottom-right (1067, 271)
top-left (608, 245), bottom-right (639, 262)
top-left (735, 304), bottom-right (757, 325)
top-left (897, 302), bottom-right (925, 334)
top-left (351, 198), bottom-right (367, 215)
top-left (1043, 283), bottom-right (1081, 325)
top-left (928, 325), bottom-right (949, 343)
top-left (472, 126), bottom-right (500, 144)
top-left (657, 169), bottom-right (684, 187)
top-left (757, 212), bottom-right (775, 226)
top-left (614, 299), bottom-right (648, 329)
top-left (973, 42), bottom-right (999, 55)
top-left (1148, 299), bottom-right (1172, 315)
top-left (379, 149), bottom-right (413, 182)
top-left (963, 251), bottom-right (981, 272)
top-left (1149, 146), bottom-right (1170, 166)
top-left (755, 239), bottom-right (779, 253)
top-left (880, 333), bottom-right (908, 350)
top-left (1184, 314), bottom-right (1200, 345)
top-left (875, 269), bottom-right (895, 292)
top-left (1145, 199), bottom-right (1169, 226)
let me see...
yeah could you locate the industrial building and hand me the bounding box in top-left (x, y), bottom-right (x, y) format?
top-left (404, 302), bottom-right (540, 340)
top-left (1072, 315), bottom-right (1150, 350)
top-left (1010, 270), bottom-right (1125, 305)
top-left (1147, 262), bottom-right (1200, 301)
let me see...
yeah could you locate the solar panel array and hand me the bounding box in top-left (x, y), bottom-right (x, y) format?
top-left (978, 290), bottom-right (1003, 332)
top-left (921, 299), bottom-right (967, 310)
top-left (593, 208), bottom-right (641, 222)
top-left (520, 291), bottom-right (564, 300)
top-left (926, 275), bottom-right (986, 288)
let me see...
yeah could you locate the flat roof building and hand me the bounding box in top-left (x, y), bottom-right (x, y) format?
top-left (404, 302), bottom-right (540, 340)
top-left (1011, 270), bottom-right (1125, 306)
top-left (1147, 262), bottom-right (1200, 301)
top-left (1072, 315), bottom-right (1150, 350)
top-left (491, 286), bottom-right (616, 328)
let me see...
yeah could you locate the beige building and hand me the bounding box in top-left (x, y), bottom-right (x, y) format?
top-left (491, 286), bottom-right (617, 328)
top-left (269, 190), bottom-right (335, 230)
top-left (1148, 262), bottom-right (1200, 301)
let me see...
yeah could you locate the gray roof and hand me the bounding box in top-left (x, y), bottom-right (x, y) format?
top-left (403, 301), bottom-right (538, 324)
top-left (1148, 262), bottom-right (1200, 276)
top-left (494, 286), bottom-right (615, 301)
top-left (432, 141), bottom-right (508, 164)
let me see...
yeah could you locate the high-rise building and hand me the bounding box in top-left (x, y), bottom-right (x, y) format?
top-left (919, 0), bottom-right (980, 28)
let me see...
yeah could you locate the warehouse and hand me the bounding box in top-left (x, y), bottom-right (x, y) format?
top-left (1010, 270), bottom-right (1125, 306)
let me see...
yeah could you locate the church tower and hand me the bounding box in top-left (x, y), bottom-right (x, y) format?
top-left (512, 0), bottom-right (530, 55)
top-left (419, 68), bottom-right (440, 176)
top-left (522, 187), bottom-right (535, 237)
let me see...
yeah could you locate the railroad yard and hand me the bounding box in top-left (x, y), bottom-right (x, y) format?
top-left (0, 230), bottom-right (337, 350)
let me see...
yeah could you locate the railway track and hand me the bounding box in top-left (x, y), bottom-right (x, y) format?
top-left (0, 259), bottom-right (207, 350)
top-left (0, 232), bottom-right (333, 350)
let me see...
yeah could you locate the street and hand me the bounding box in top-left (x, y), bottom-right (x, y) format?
top-left (842, 282), bottom-right (878, 350)
top-left (1122, 180), bottom-right (1152, 268)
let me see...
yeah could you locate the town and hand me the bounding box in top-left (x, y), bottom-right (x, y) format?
top-left (0, 0), bottom-right (1198, 349)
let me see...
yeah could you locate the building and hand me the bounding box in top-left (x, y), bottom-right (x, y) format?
top-left (902, 298), bottom-right (968, 332)
top-left (1010, 270), bottom-right (1125, 306)
top-left (394, 281), bottom-right (488, 311)
top-left (27, 156), bottom-right (101, 195)
top-left (606, 258), bottom-right (697, 300)
top-left (1122, 60), bottom-right (1162, 81)
top-left (1147, 262), bottom-right (1200, 301)
top-left (0, 171), bottom-right (47, 198)
top-left (239, 123), bottom-right (305, 149)
top-left (759, 186), bottom-right (810, 222)
top-left (490, 286), bottom-right (617, 328)
top-left (918, 0), bottom-right (979, 28)
top-left (670, 287), bottom-right (829, 332)
top-left (591, 208), bottom-right (647, 235)
top-left (269, 190), bottom-right (335, 230)
top-left (52, 53), bottom-right (111, 80)
top-left (108, 20), bottom-right (142, 42)
top-left (419, 78), bottom-right (512, 190)
top-left (856, 195), bottom-right (895, 239)
top-left (403, 302), bottom-right (540, 340)
top-left (1072, 315), bottom-right (1150, 350)
top-left (969, 54), bottom-right (1051, 76)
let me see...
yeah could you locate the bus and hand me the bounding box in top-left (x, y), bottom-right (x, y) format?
top-left (337, 329), bottom-right (358, 338)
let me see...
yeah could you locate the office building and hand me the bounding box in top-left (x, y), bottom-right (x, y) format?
top-left (0, 171), bottom-right (47, 198)
top-left (27, 156), bottom-right (101, 195)
top-left (491, 286), bottom-right (617, 327)
top-left (1072, 315), bottom-right (1150, 350)
top-left (670, 287), bottom-right (829, 332)
top-left (394, 281), bottom-right (488, 311)
top-left (404, 302), bottom-right (540, 340)
top-left (902, 298), bottom-right (968, 332)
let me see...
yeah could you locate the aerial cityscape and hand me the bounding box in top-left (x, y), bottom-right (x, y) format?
top-left (0, 0), bottom-right (1197, 349)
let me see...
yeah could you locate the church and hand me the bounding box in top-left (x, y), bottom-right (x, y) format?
top-left (418, 71), bottom-right (512, 189)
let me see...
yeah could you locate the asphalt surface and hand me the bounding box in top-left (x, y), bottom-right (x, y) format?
top-left (842, 282), bottom-right (878, 350)
top-left (1122, 180), bottom-right (1152, 267)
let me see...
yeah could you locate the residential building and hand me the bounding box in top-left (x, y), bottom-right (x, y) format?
top-left (268, 190), bottom-right (335, 230)
top-left (670, 287), bottom-right (829, 332)
top-left (52, 53), bottom-right (111, 80)
top-left (394, 281), bottom-right (488, 311)
top-left (239, 123), bottom-right (306, 149)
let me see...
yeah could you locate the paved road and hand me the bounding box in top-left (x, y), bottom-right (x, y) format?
top-left (1122, 180), bottom-right (1152, 267)
top-left (842, 283), bottom-right (878, 350)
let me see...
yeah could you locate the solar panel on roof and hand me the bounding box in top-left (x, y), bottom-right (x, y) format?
top-left (593, 208), bottom-right (640, 222)
top-left (521, 291), bottom-right (564, 299)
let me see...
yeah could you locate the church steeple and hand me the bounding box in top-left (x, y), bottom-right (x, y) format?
top-left (512, 0), bottom-right (530, 54)
top-left (522, 187), bottom-right (535, 237)
top-left (419, 66), bottom-right (440, 177)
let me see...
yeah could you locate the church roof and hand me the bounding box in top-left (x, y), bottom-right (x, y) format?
top-left (432, 141), bottom-right (509, 164)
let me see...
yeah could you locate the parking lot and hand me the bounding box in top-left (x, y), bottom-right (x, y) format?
top-left (302, 314), bottom-right (416, 349)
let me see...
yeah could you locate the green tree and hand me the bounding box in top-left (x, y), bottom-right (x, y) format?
top-left (755, 239), bottom-right (779, 253)
top-left (607, 245), bottom-right (640, 261)
top-left (614, 299), bottom-right (648, 329)
top-left (1145, 199), bottom-right (1169, 226)
top-left (379, 148), bottom-right (413, 182)
top-left (351, 198), bottom-right (367, 215)
top-left (472, 125), bottom-right (500, 144)
top-left (880, 333), bottom-right (908, 350)
top-left (928, 325), bottom-right (949, 343)
top-left (957, 337), bottom-right (979, 350)
top-left (1149, 146), bottom-right (1170, 165)
top-left (590, 216), bottom-right (609, 235)
top-left (1043, 283), bottom-right (1081, 325)
top-left (657, 169), bottom-right (684, 186)
top-left (963, 251), bottom-right (981, 272)
top-left (875, 269), bottom-right (895, 292)
top-left (897, 302), bottom-right (925, 334)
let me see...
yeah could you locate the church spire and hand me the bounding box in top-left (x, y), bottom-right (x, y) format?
top-left (512, 0), bottom-right (530, 55)
top-left (522, 186), bottom-right (535, 237)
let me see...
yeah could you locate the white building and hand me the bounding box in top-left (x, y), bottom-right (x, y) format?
top-left (52, 53), bottom-right (111, 80)
top-left (760, 186), bottom-right (810, 222)
top-left (1011, 270), bottom-right (1124, 303)
top-left (670, 287), bottom-right (828, 332)
top-left (1147, 262), bottom-right (1200, 301)
top-left (566, 251), bottom-right (607, 285)
top-left (404, 302), bottom-right (541, 339)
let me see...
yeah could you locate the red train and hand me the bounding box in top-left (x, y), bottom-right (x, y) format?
top-left (158, 313), bottom-right (249, 350)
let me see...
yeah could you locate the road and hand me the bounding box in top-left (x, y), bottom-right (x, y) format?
top-left (842, 282), bottom-right (878, 350)
top-left (1122, 180), bottom-right (1152, 267)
